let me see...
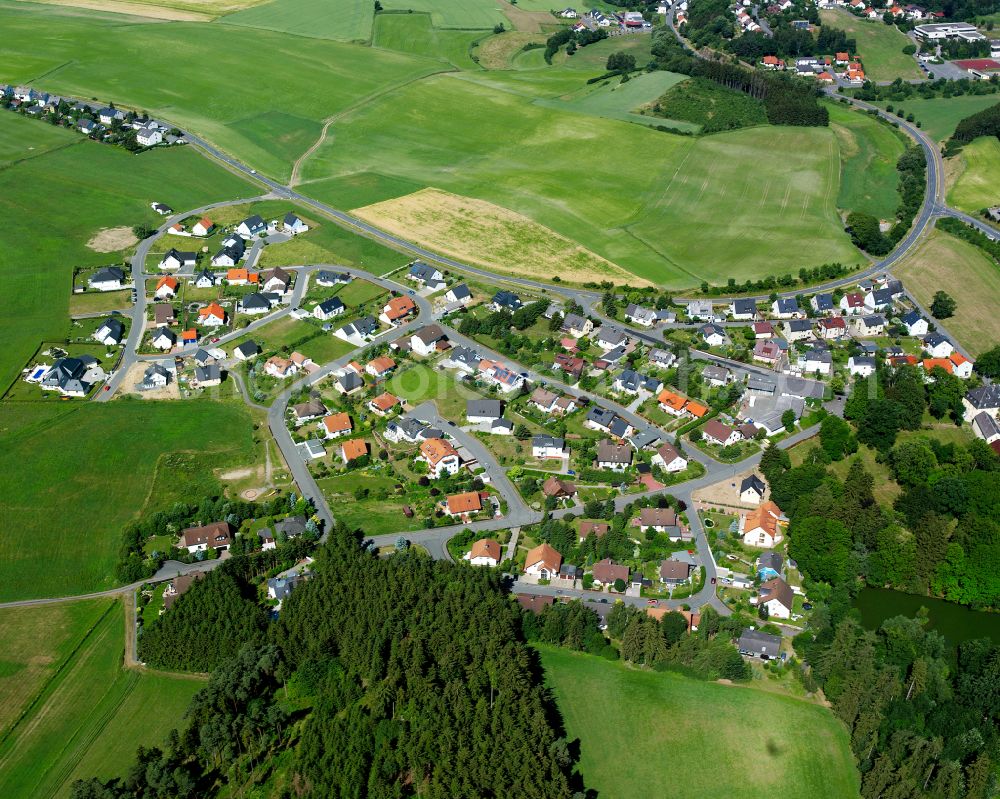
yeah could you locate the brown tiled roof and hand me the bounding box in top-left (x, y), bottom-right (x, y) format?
top-left (638, 507), bottom-right (677, 528)
top-left (469, 538), bottom-right (500, 560)
top-left (322, 412), bottom-right (352, 435)
top-left (542, 476), bottom-right (576, 497)
top-left (592, 558), bottom-right (628, 585)
top-left (420, 437), bottom-right (458, 465)
top-left (579, 521), bottom-right (609, 538)
top-left (180, 521), bottom-right (232, 549)
top-left (525, 543), bottom-right (562, 573)
top-left (447, 491), bottom-right (483, 515)
top-left (341, 438), bottom-right (368, 461)
top-left (759, 576), bottom-right (794, 611)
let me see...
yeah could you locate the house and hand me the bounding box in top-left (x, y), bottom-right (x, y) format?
top-left (782, 319), bottom-right (812, 343)
top-left (811, 293), bottom-right (835, 314)
top-left (840, 292), bottom-right (866, 314)
top-left (491, 290), bottom-right (523, 312)
top-left (211, 244), bottom-right (241, 268)
top-left (98, 106), bottom-right (124, 125)
top-left (336, 315), bottom-right (379, 346)
top-left (190, 218), bottom-right (214, 237)
top-left (762, 54), bottom-right (785, 69)
top-left (964, 384), bottom-right (1000, 418)
top-left (225, 268), bottom-right (257, 286)
top-left (93, 317), bottom-right (125, 346)
top-left (739, 500), bottom-right (785, 547)
top-left (657, 389), bottom-right (690, 417)
top-left (613, 369), bottom-right (659, 395)
top-left (193, 269), bottom-right (216, 288)
top-left (686, 299), bottom-right (715, 321)
top-left (702, 365), bottom-right (731, 387)
top-left (561, 313), bottom-right (594, 338)
top-left (419, 438), bottom-right (461, 478)
top-left (197, 302), bottom-right (226, 327)
top-left (335, 371), bottom-right (364, 395)
top-left (702, 420), bottom-right (742, 447)
top-left (738, 629), bottom-right (782, 659)
top-left (579, 521), bottom-right (610, 542)
top-left (742, 394), bottom-right (804, 436)
top-left (757, 551), bottom-right (783, 580)
top-left (136, 124), bottom-right (162, 147)
top-left (865, 288), bottom-right (894, 312)
top-left (408, 261), bottom-right (445, 288)
top-left (747, 375), bottom-right (777, 396)
top-left (625, 303), bottom-right (659, 327)
top-left (179, 521), bottom-right (232, 553)
top-left (973, 412), bottom-right (1000, 444)
top-left (771, 298), bottom-right (801, 319)
top-left (480, 361), bottom-right (524, 394)
top-left (364, 392), bottom-right (399, 418)
top-left (659, 559), bottom-right (692, 585)
top-left (950, 352), bottom-right (973, 379)
top-left (411, 324), bottom-right (447, 356)
top-left (315, 270), bottom-right (351, 287)
top-left (445, 283), bottom-right (472, 306)
top-left (560, 6), bottom-right (578, 17)
top-left (240, 293), bottom-right (274, 315)
top-left (524, 543), bottom-right (563, 579)
top-left (532, 435), bottom-right (566, 459)
top-left (701, 323), bottom-right (728, 347)
top-left (160, 248), bottom-right (196, 270)
top-left (292, 397), bottom-right (327, 424)
top-left (542, 476), bottom-right (576, 498)
top-left (154, 275), bottom-right (178, 299)
top-left (553, 353), bottom-right (585, 380)
top-left (366, 356), bottom-right (397, 379)
top-left (595, 326), bottom-right (627, 351)
top-left (922, 332), bottom-right (953, 358)
top-left (261, 267), bottom-right (291, 293)
top-left (901, 310), bottom-right (929, 337)
top-left (596, 439), bottom-right (632, 471)
top-left (234, 340), bottom-right (261, 361)
top-left (649, 348), bottom-right (676, 369)
top-left (608, 416), bottom-right (633, 440)
top-left (652, 442), bottom-right (687, 473)
top-left (151, 327), bottom-right (177, 351)
top-left (379, 295), bottom-right (417, 325)
top-left (591, 558), bottom-right (629, 588)
top-left (340, 438), bottom-right (368, 464)
top-left (264, 356), bottom-right (297, 379)
top-left (88, 267), bottom-right (126, 291)
top-left (320, 412), bottom-right (353, 439)
top-left (282, 212), bottom-right (308, 234)
top-left (236, 214), bottom-right (267, 239)
top-left (77, 118), bottom-right (98, 134)
top-left (803, 348), bottom-right (832, 376)
top-left (153, 303), bottom-right (176, 326)
top-left (637, 507), bottom-right (682, 536)
top-left (530, 387), bottom-right (559, 414)
top-left (851, 314), bottom-right (886, 337)
top-left (817, 316), bottom-right (847, 340)
top-left (40, 356), bottom-right (97, 397)
top-left (739, 473), bottom-right (766, 504)
top-left (758, 577), bottom-right (794, 619)
top-left (313, 297), bottom-right (345, 321)
top-left (464, 537), bottom-right (500, 565)
top-left (467, 399), bottom-right (504, 425)
top-left (848, 355), bottom-right (876, 377)
top-left (729, 298), bottom-right (757, 320)
top-left (194, 364), bottom-right (222, 386)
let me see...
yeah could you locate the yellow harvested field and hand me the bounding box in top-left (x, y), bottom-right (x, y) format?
top-left (476, 31), bottom-right (548, 70)
top-left (894, 229), bottom-right (1000, 356)
top-left (353, 188), bottom-right (650, 286)
top-left (87, 226), bottom-right (138, 253)
top-left (14, 0), bottom-right (262, 20)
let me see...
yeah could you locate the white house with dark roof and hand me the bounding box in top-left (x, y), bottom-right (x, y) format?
top-left (88, 267), bottom-right (126, 291)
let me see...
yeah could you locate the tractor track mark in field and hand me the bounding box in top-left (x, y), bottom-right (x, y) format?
top-left (800, 194), bottom-right (811, 220)
top-left (758, 180), bottom-right (771, 208)
top-left (779, 183), bottom-right (792, 212)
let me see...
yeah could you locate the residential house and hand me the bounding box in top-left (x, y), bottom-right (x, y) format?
top-left (419, 438), bottom-right (461, 478)
top-left (817, 316), bottom-right (847, 340)
top-left (408, 261), bottom-right (445, 289)
top-left (480, 361), bottom-right (524, 394)
top-left (532, 435), bottom-right (566, 459)
top-left (340, 438), bottom-right (368, 464)
top-left (491, 290), bottom-right (523, 312)
top-left (236, 214), bottom-right (267, 239)
top-left (637, 507), bottom-right (685, 539)
top-left (585, 406), bottom-right (618, 433)
top-left (811, 293), bottom-right (835, 315)
top-left (529, 387), bottom-right (559, 414)
top-left (464, 537), bottom-right (500, 565)
top-left (950, 352), bottom-right (973, 379)
top-left (901, 310), bottom-right (929, 337)
top-left (840, 292), bottom-right (866, 315)
top-left (234, 341), bottom-right (261, 361)
top-left (153, 303), bottom-right (176, 326)
top-left (161, 248), bottom-right (196, 270)
top-left (740, 473), bottom-right (766, 504)
top-left (753, 339), bottom-right (782, 365)
top-left (659, 559), bottom-right (692, 585)
top-left (467, 399), bottom-right (504, 425)
top-left (197, 302), bottom-right (226, 327)
top-left (803, 348), bottom-right (832, 376)
top-left (98, 106), bottom-right (124, 125)
top-left (369, 392), bottom-right (400, 417)
top-left (88, 266), bottom-right (126, 291)
top-left (240, 293), bottom-right (274, 315)
top-left (93, 317), bottom-right (125, 346)
top-left (757, 551), bottom-right (784, 580)
top-left (701, 323), bottom-right (728, 347)
top-left (523, 543), bottom-right (562, 579)
top-left (595, 326), bottom-right (627, 351)
top-left (591, 558), bottom-right (629, 588)
top-left (964, 384), bottom-right (1000, 418)
top-left (702, 420), bottom-right (742, 447)
top-left (136, 124), bottom-right (162, 147)
top-left (851, 314), bottom-right (886, 337)
top-left (613, 369), bottom-right (660, 395)
top-left (225, 268), bottom-right (257, 286)
top-left (561, 313), bottom-right (594, 338)
top-left (365, 356), bottom-right (396, 379)
top-left (753, 321), bottom-right (775, 339)
top-left (552, 353), bottom-right (585, 380)
top-left (336, 315), bottom-right (379, 346)
top-left (738, 629), bottom-right (782, 659)
top-left (411, 324), bottom-right (447, 356)
top-left (973, 412), bottom-right (1000, 444)
top-left (264, 356), bottom-right (298, 379)
top-left (702, 364), bottom-right (731, 387)
top-left (384, 416), bottom-right (427, 444)
top-left (848, 355), bottom-right (876, 377)
top-left (315, 270), bottom-right (351, 287)
top-left (758, 577), bottom-right (794, 619)
top-left (542, 476), bottom-right (577, 498)
top-left (739, 500), bottom-right (785, 547)
top-left (865, 288), bottom-right (894, 312)
top-left (596, 439), bottom-right (632, 471)
top-left (579, 521), bottom-right (609, 542)
top-left (652, 442), bottom-right (687, 473)
top-left (771, 298), bottom-right (802, 319)
top-left (194, 364), bottom-right (222, 386)
top-left (191, 218), bottom-right (214, 236)
top-left (686, 299), bottom-right (715, 321)
top-left (922, 332), bottom-right (953, 358)
top-left (154, 275), bottom-right (178, 299)
top-left (320, 412), bottom-right (353, 439)
top-left (729, 298), bottom-right (757, 320)
top-left (313, 297), bottom-right (345, 321)
top-left (649, 348), bottom-right (676, 369)
top-left (151, 327), bottom-right (176, 351)
top-left (625, 304), bottom-right (659, 327)
top-left (292, 397), bottom-right (327, 424)
top-left (261, 267), bottom-right (291, 293)
top-left (334, 370), bottom-right (364, 395)
top-left (282, 212), bottom-right (308, 234)
top-left (379, 295), bottom-right (417, 325)
top-left (180, 521), bottom-right (232, 553)
top-left (783, 319), bottom-right (813, 343)
top-left (193, 269), bottom-right (215, 288)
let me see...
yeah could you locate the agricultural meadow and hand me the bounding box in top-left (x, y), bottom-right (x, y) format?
top-left (880, 94), bottom-right (1000, 143)
top-left (539, 645), bottom-right (860, 799)
top-left (819, 8), bottom-right (922, 81)
top-left (0, 600), bottom-right (204, 799)
top-left (947, 135), bottom-right (1000, 213)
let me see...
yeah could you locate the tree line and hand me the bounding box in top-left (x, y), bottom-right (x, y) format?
top-left (947, 101), bottom-right (1000, 153)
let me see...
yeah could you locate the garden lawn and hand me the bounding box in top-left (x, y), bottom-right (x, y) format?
top-left (0, 400), bottom-right (259, 602)
top-left (0, 111), bottom-right (256, 393)
top-left (0, 600), bottom-right (204, 799)
top-left (384, 362), bottom-right (484, 420)
top-left (947, 135), bottom-right (1000, 214)
top-left (819, 9), bottom-right (922, 81)
top-left (222, 0), bottom-right (374, 41)
top-left (0, 1), bottom-right (441, 181)
top-left (317, 471), bottom-right (429, 536)
top-left (828, 101), bottom-right (906, 219)
top-left (881, 94), bottom-right (1000, 143)
top-left (894, 228), bottom-right (1000, 356)
top-left (298, 73), bottom-right (860, 288)
top-left (538, 645), bottom-right (859, 799)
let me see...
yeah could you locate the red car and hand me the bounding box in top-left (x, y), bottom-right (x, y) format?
top-left (646, 599), bottom-right (659, 606)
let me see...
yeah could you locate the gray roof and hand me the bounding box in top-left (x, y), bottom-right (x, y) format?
top-left (738, 629), bottom-right (782, 658)
top-left (731, 298), bottom-right (756, 315)
top-left (774, 298), bottom-right (799, 313)
top-left (740, 474), bottom-right (766, 496)
top-left (409, 261), bottom-right (441, 280)
top-left (812, 293), bottom-right (834, 311)
top-left (235, 340), bottom-right (260, 357)
top-left (702, 365), bottom-right (729, 382)
top-left (275, 514), bottom-right (307, 536)
top-left (492, 290), bottom-right (522, 309)
top-left (467, 399), bottom-right (503, 419)
top-left (596, 326), bottom-right (627, 346)
top-left (785, 319), bottom-right (812, 333)
top-left (317, 297), bottom-right (345, 314)
top-left (975, 412), bottom-right (1000, 438)
top-left (97, 317), bottom-right (125, 340)
top-left (449, 283), bottom-right (471, 299)
top-left (758, 551), bottom-right (784, 572)
top-left (532, 434), bottom-right (565, 450)
top-left (747, 375), bottom-right (777, 394)
top-left (241, 292), bottom-right (271, 310)
top-left (338, 372), bottom-right (364, 391)
top-left (901, 310), bottom-right (923, 326)
top-left (609, 417), bottom-right (631, 439)
top-left (967, 385), bottom-right (1000, 410)
top-left (628, 429), bottom-right (660, 450)
top-left (861, 314), bottom-right (886, 327)
top-left (195, 364), bottom-right (221, 382)
top-left (89, 266), bottom-right (125, 284)
top-left (586, 406), bottom-right (617, 428)
top-left (597, 439), bottom-right (632, 464)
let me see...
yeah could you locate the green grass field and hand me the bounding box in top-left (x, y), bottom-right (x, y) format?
top-left (0, 600), bottom-right (204, 799)
top-left (947, 135), bottom-right (1000, 213)
top-left (0, 112), bottom-right (256, 393)
top-left (373, 12), bottom-right (483, 69)
top-left (223, 0), bottom-right (374, 40)
top-left (828, 101), bottom-right (906, 219)
top-left (820, 9), bottom-right (921, 81)
top-left (895, 228), bottom-right (1000, 356)
top-left (0, 1), bottom-right (442, 181)
top-left (298, 73), bottom-right (861, 287)
top-left (879, 94), bottom-right (1000, 143)
top-left (539, 645), bottom-right (859, 799)
top-left (0, 401), bottom-right (259, 601)
top-left (377, 0), bottom-right (506, 29)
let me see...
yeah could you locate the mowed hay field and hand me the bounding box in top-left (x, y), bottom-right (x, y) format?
top-left (222, 0), bottom-right (373, 41)
top-left (895, 228), bottom-right (1000, 356)
top-left (373, 12), bottom-right (483, 69)
top-left (0, 1), bottom-right (442, 181)
top-left (354, 188), bottom-right (649, 285)
top-left (820, 8), bottom-right (921, 81)
top-left (828, 101), bottom-right (906, 219)
top-left (539, 645), bottom-right (859, 799)
top-left (377, 0), bottom-right (507, 29)
top-left (947, 136), bottom-right (1000, 213)
top-left (0, 401), bottom-right (259, 602)
top-left (300, 73), bottom-right (861, 287)
top-left (883, 94), bottom-right (1000, 143)
top-left (0, 112), bottom-right (256, 392)
top-left (0, 600), bottom-right (204, 799)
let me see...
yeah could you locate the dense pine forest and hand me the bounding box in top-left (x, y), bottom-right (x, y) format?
top-left (73, 528), bottom-right (583, 799)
